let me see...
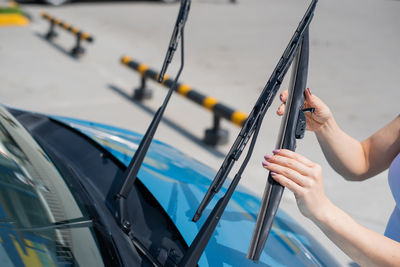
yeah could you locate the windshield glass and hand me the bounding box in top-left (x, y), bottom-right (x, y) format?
top-left (0, 107), bottom-right (105, 267)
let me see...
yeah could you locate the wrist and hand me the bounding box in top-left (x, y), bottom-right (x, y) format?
top-left (314, 116), bottom-right (338, 137)
top-left (310, 198), bottom-right (336, 226)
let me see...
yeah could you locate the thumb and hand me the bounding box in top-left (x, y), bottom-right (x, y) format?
top-left (304, 88), bottom-right (322, 108)
top-left (304, 88), bottom-right (313, 104)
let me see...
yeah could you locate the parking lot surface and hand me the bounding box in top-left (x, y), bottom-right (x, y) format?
top-left (1, 0), bottom-right (399, 265)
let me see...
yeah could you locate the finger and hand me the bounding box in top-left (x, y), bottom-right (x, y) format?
top-left (304, 87), bottom-right (312, 107)
top-left (277, 103), bottom-right (286, 116)
top-left (273, 149), bottom-right (314, 167)
top-left (304, 88), bottom-right (325, 111)
top-left (266, 154), bottom-right (312, 177)
top-left (263, 161), bottom-right (309, 187)
top-left (280, 90), bottom-right (288, 103)
top-left (270, 172), bottom-right (304, 195)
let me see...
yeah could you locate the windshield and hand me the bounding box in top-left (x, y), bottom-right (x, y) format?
top-left (0, 107), bottom-right (105, 267)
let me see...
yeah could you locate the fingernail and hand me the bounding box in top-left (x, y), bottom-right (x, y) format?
top-left (270, 172), bottom-right (277, 176)
top-left (306, 88), bottom-right (312, 95)
top-left (273, 149), bottom-right (280, 154)
top-left (280, 94), bottom-right (283, 101)
top-left (262, 160), bottom-right (269, 166)
top-left (264, 155), bottom-right (272, 160)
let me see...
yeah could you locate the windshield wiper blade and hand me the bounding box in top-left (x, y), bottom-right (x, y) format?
top-left (158, 0), bottom-right (191, 83)
top-left (113, 0), bottom-right (191, 236)
top-left (248, 25), bottom-right (311, 262)
top-left (179, 1), bottom-right (317, 265)
top-left (192, 0), bottom-right (317, 223)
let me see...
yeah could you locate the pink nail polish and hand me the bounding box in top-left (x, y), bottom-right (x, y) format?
top-left (307, 88), bottom-right (312, 95)
top-left (262, 160), bottom-right (269, 166)
top-left (264, 155), bottom-right (272, 160)
top-left (273, 149), bottom-right (280, 154)
top-left (270, 172), bottom-right (277, 176)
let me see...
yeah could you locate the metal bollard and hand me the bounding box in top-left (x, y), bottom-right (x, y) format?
top-left (71, 32), bottom-right (84, 56)
top-left (121, 56), bottom-right (249, 146)
top-left (45, 20), bottom-right (57, 40)
top-left (41, 12), bottom-right (94, 57)
top-left (204, 115), bottom-right (229, 146)
top-left (133, 76), bottom-right (153, 101)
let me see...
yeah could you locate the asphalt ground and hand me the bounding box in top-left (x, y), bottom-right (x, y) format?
top-left (1, 0), bottom-right (399, 265)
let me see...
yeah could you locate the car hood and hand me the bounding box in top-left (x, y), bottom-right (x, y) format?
top-left (54, 116), bottom-right (337, 267)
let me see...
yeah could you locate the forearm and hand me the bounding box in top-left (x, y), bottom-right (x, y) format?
top-left (315, 117), bottom-right (368, 180)
top-left (312, 201), bottom-right (400, 267)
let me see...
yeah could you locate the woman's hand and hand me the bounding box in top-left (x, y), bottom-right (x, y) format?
top-left (278, 88), bottom-right (333, 132)
top-left (262, 151), bottom-right (400, 267)
top-left (262, 149), bottom-right (331, 221)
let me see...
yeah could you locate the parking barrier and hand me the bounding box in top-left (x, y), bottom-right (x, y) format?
top-left (41, 12), bottom-right (94, 57)
top-left (121, 55), bottom-right (248, 146)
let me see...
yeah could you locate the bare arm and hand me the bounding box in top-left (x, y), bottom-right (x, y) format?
top-left (315, 114), bottom-right (400, 181)
top-left (315, 200), bottom-right (400, 267)
top-left (262, 149), bottom-right (400, 266)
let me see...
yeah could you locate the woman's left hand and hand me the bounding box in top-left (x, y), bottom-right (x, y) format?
top-left (262, 149), bottom-right (331, 221)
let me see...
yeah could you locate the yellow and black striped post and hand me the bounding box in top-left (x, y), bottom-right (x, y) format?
top-left (121, 55), bottom-right (248, 145)
top-left (41, 12), bottom-right (94, 56)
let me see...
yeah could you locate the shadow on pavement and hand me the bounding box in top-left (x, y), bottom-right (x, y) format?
top-left (33, 32), bottom-right (82, 60)
top-left (108, 84), bottom-right (227, 158)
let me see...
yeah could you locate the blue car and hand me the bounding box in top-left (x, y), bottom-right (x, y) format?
top-left (0, 105), bottom-right (338, 266)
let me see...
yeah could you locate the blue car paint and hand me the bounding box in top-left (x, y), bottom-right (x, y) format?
top-left (53, 116), bottom-right (338, 267)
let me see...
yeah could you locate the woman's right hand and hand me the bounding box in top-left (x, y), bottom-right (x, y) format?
top-left (262, 149), bottom-right (331, 221)
top-left (278, 88), bottom-right (333, 132)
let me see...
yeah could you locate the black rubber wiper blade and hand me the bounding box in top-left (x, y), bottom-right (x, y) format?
top-left (158, 0), bottom-right (191, 83)
top-left (192, 0), bottom-right (317, 223)
top-left (180, 1), bottom-right (317, 266)
top-left (248, 25), bottom-right (312, 262)
top-left (113, 0), bottom-right (191, 237)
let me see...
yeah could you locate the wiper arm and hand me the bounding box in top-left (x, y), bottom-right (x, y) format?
top-left (0, 216), bottom-right (93, 231)
top-left (158, 0), bottom-right (191, 83)
top-left (180, 1), bottom-right (317, 265)
top-left (192, 0), bottom-right (317, 223)
top-left (247, 26), bottom-right (311, 261)
top-left (179, 115), bottom-right (263, 266)
top-left (1, 216), bottom-right (161, 266)
top-left (113, 0), bottom-right (191, 235)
